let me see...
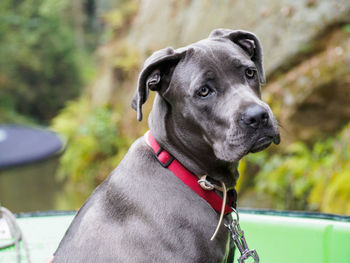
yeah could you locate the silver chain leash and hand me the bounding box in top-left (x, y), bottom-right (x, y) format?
top-left (225, 208), bottom-right (259, 263)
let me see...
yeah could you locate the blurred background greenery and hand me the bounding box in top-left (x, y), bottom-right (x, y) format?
top-left (1, 0), bottom-right (350, 215)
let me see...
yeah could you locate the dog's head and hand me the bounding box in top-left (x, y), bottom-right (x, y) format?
top-left (132, 29), bottom-right (280, 163)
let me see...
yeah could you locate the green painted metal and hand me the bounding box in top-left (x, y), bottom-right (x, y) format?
top-left (0, 210), bottom-right (349, 263)
top-left (235, 212), bottom-right (350, 263)
top-left (0, 212), bottom-right (73, 263)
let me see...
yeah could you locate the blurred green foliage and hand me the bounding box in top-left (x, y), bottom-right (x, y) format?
top-left (112, 41), bottom-right (141, 81)
top-left (0, 0), bottom-right (91, 122)
top-left (246, 124), bottom-right (350, 214)
top-left (50, 0), bottom-right (140, 190)
top-left (102, 0), bottom-right (138, 32)
top-left (51, 97), bottom-right (132, 189)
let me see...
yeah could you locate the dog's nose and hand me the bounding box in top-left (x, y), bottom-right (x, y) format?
top-left (241, 105), bottom-right (269, 129)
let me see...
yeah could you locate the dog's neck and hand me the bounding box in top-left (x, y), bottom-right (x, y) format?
top-left (148, 95), bottom-right (238, 189)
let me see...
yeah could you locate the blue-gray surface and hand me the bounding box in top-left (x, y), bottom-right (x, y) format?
top-left (0, 125), bottom-right (64, 169)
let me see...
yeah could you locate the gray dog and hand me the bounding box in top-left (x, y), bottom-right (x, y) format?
top-left (53, 29), bottom-right (280, 262)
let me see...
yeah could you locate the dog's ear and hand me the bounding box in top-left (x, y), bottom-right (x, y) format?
top-left (209, 29), bottom-right (266, 85)
top-left (131, 47), bottom-right (184, 121)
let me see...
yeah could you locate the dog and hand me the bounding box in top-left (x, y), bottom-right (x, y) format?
top-left (53, 28), bottom-right (280, 262)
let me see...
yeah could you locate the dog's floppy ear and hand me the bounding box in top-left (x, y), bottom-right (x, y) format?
top-left (131, 47), bottom-right (184, 121)
top-left (209, 29), bottom-right (266, 85)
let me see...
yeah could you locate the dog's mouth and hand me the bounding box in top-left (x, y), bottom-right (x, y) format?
top-left (249, 134), bottom-right (280, 153)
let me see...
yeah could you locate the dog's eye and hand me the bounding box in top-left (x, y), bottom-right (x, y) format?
top-left (197, 86), bottom-right (211, 97)
top-left (245, 68), bottom-right (256, 79)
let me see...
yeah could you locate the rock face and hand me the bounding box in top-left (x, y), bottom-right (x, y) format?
top-left (128, 0), bottom-right (350, 74)
top-left (265, 29), bottom-right (350, 142)
top-left (92, 0), bottom-right (350, 142)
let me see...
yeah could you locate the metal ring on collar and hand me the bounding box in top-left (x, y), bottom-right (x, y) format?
top-left (198, 175), bottom-right (215, 190)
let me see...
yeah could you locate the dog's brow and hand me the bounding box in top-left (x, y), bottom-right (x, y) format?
top-left (205, 71), bottom-right (215, 80)
top-left (230, 58), bottom-right (252, 69)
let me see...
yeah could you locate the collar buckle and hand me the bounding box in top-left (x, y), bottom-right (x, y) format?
top-left (155, 148), bottom-right (174, 168)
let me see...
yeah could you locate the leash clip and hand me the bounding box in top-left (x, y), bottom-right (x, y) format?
top-left (225, 208), bottom-right (259, 263)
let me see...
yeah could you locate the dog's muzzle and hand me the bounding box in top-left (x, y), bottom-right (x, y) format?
top-left (240, 104), bottom-right (280, 153)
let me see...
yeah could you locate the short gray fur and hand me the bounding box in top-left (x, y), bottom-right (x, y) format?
top-left (53, 29), bottom-right (280, 263)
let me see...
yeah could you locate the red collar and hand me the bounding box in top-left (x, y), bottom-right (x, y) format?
top-left (146, 131), bottom-right (235, 215)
